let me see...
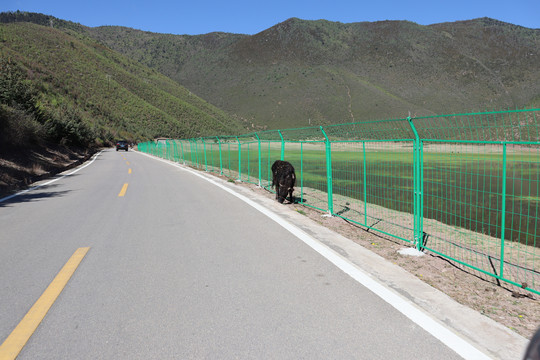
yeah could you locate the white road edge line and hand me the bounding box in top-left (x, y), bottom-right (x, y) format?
top-left (0, 150), bottom-right (104, 204)
top-left (136, 151), bottom-right (492, 360)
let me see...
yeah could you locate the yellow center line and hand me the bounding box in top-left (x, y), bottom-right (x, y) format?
top-left (128, 168), bottom-right (132, 174)
top-left (0, 247), bottom-right (90, 360)
top-left (118, 183), bottom-right (129, 197)
top-left (126, 161), bottom-right (130, 166)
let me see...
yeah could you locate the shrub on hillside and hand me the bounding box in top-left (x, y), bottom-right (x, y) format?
top-left (0, 104), bottom-right (43, 148)
top-left (0, 57), bottom-right (37, 112)
top-left (42, 104), bottom-right (95, 146)
top-left (1, 57), bottom-right (96, 147)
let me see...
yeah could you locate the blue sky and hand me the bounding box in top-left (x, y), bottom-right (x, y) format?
top-left (2, 0), bottom-right (539, 35)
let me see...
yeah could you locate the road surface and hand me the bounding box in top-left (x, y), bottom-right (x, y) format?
top-left (0, 149), bottom-right (482, 359)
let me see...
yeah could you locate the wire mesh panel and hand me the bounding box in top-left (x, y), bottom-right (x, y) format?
top-left (330, 140), bottom-right (416, 242)
top-left (191, 139), bottom-right (204, 170)
top-left (219, 138), bottom-right (240, 179)
top-left (504, 145), bottom-right (540, 290)
top-left (202, 138), bottom-right (221, 174)
top-left (324, 119), bottom-right (416, 241)
top-left (157, 141), bottom-right (167, 159)
top-left (421, 142), bottom-right (506, 274)
top-left (170, 140), bottom-right (179, 162)
top-left (178, 140), bottom-right (189, 164)
top-left (295, 141), bottom-right (328, 212)
top-left (180, 140), bottom-right (195, 167)
top-left (414, 110), bottom-right (540, 293)
top-left (237, 134), bottom-right (260, 185)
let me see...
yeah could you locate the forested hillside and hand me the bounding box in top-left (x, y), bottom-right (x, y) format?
top-left (0, 15), bottom-right (245, 149)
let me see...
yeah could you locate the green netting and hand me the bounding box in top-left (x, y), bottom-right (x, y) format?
top-left (138, 108), bottom-right (540, 295)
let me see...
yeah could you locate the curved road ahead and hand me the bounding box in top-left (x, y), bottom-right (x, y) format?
top-left (0, 149), bottom-right (489, 359)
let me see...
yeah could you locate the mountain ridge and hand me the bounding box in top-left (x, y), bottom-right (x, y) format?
top-left (2, 11), bottom-right (539, 131)
top-left (81, 15), bottom-right (539, 128)
top-left (0, 16), bottom-right (245, 145)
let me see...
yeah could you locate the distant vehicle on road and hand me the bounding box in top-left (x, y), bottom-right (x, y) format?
top-left (116, 140), bottom-right (129, 151)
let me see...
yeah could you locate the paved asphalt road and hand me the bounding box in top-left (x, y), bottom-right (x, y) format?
top-left (0, 149), bottom-right (471, 359)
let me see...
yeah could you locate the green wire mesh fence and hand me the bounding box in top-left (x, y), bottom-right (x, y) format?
top-left (138, 108), bottom-right (540, 295)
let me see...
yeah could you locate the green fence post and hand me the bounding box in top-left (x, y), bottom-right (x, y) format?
top-left (406, 116), bottom-right (424, 251)
top-left (278, 130), bottom-right (285, 160)
top-left (189, 140), bottom-right (193, 165)
top-left (188, 140), bottom-right (193, 165)
top-left (180, 141), bottom-right (185, 164)
top-left (300, 142), bottom-right (304, 204)
top-left (320, 126), bottom-right (334, 215)
top-left (197, 139), bottom-right (201, 168)
top-left (217, 136), bottom-right (223, 175)
top-left (362, 141), bottom-right (368, 226)
top-left (201, 138), bottom-right (208, 171)
top-left (255, 133), bottom-right (262, 187)
top-left (236, 136), bottom-right (242, 181)
top-left (192, 139), bottom-right (197, 167)
top-left (500, 142), bottom-right (508, 279)
top-left (247, 142), bottom-right (251, 181)
top-left (419, 139), bottom-right (424, 247)
top-left (173, 140), bottom-right (178, 162)
top-left (192, 139), bottom-right (198, 167)
top-left (228, 142), bottom-right (231, 176)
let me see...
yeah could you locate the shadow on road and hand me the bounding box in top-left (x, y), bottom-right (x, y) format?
top-left (0, 184), bottom-right (72, 207)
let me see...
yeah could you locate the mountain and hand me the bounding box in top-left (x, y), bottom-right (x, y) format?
top-left (0, 12), bottom-right (245, 149)
top-left (87, 17), bottom-right (540, 129)
top-left (2, 12), bottom-right (539, 132)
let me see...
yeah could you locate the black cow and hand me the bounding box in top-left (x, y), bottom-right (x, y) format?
top-left (271, 160), bottom-right (296, 204)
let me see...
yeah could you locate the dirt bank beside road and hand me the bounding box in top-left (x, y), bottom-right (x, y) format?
top-left (0, 144), bottom-right (97, 197)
